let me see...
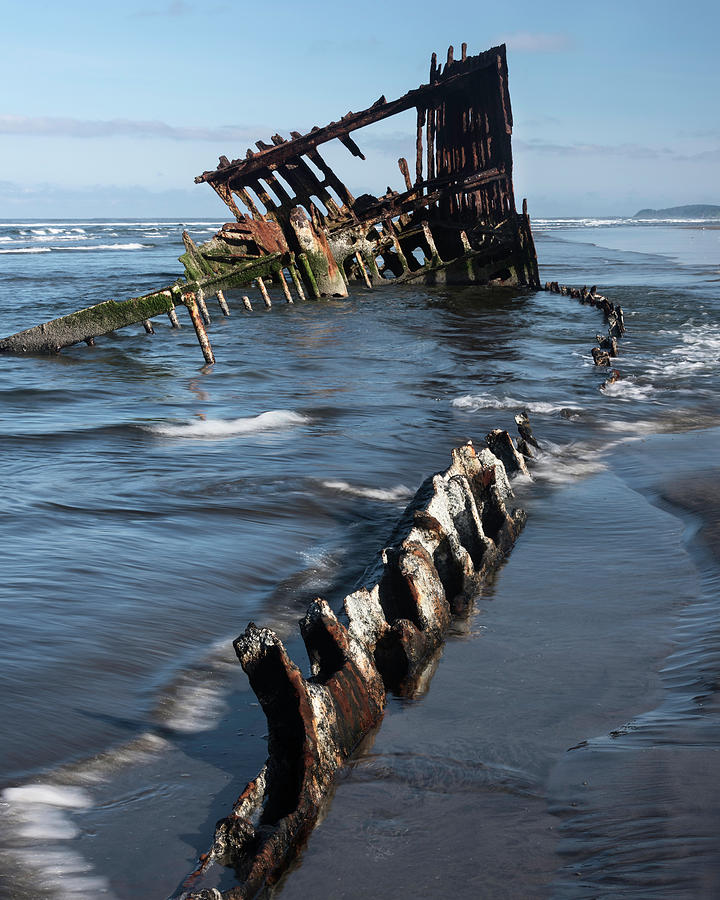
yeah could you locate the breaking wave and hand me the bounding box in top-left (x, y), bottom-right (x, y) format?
top-left (0, 783), bottom-right (110, 898)
top-left (534, 216), bottom-right (720, 229)
top-left (152, 676), bottom-right (230, 734)
top-left (2, 785), bottom-right (92, 810)
top-left (147, 409), bottom-right (310, 438)
top-left (601, 379), bottom-right (657, 401)
top-left (0, 247), bottom-right (52, 254)
top-left (452, 393), bottom-right (576, 415)
top-left (528, 441), bottom-right (610, 485)
top-left (321, 480), bottom-right (412, 502)
top-left (0, 243), bottom-right (148, 254)
top-left (55, 243), bottom-right (148, 251)
top-left (658, 324), bottom-right (720, 377)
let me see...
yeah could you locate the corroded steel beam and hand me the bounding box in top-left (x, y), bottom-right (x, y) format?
top-left (195, 45), bottom-right (509, 186)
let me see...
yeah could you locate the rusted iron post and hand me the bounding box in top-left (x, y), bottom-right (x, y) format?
top-left (486, 429), bottom-right (529, 476)
top-left (142, 320), bottom-right (154, 334)
top-left (355, 251), bottom-right (372, 289)
top-left (361, 250), bottom-right (382, 283)
top-left (167, 307), bottom-right (181, 328)
top-left (415, 107), bottom-right (426, 185)
top-left (256, 277), bottom-right (272, 308)
top-left (216, 290), bottom-right (230, 316)
top-left (297, 253), bottom-right (321, 298)
top-left (242, 295), bottom-right (253, 311)
top-left (279, 270), bottom-right (294, 304)
top-left (197, 288), bottom-right (211, 326)
top-left (288, 260), bottom-right (308, 301)
top-left (182, 291), bottom-right (215, 365)
top-left (384, 218), bottom-right (410, 273)
top-left (397, 157), bottom-right (413, 192)
top-left (421, 222), bottom-right (442, 265)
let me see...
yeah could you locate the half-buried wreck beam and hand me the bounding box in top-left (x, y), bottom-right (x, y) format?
top-left (180, 428), bottom-right (531, 899)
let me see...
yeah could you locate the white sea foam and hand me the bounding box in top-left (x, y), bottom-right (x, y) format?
top-left (600, 418), bottom-right (661, 435)
top-left (642, 324), bottom-right (720, 379)
top-left (322, 480), bottom-right (412, 502)
top-left (158, 681), bottom-right (229, 734)
top-left (31, 228), bottom-right (88, 240)
top-left (1, 783), bottom-right (109, 897)
top-left (534, 217), bottom-right (628, 229)
top-left (534, 216), bottom-right (720, 228)
top-left (16, 807), bottom-right (82, 841)
top-left (148, 409), bottom-right (309, 438)
top-left (452, 393), bottom-right (574, 415)
top-left (56, 243), bottom-right (148, 251)
top-left (601, 380), bottom-right (657, 401)
top-left (2, 785), bottom-right (92, 808)
top-left (15, 847), bottom-right (112, 898)
top-left (298, 545), bottom-right (342, 572)
top-left (529, 441), bottom-right (609, 485)
top-left (0, 247), bottom-right (52, 253)
top-left (63, 733), bottom-right (168, 784)
top-left (669, 325), bottom-right (720, 365)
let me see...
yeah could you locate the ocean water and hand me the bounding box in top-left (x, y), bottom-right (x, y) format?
top-left (0, 216), bottom-right (719, 898)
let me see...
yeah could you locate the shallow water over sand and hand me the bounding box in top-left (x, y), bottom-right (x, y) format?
top-left (1, 218), bottom-right (719, 897)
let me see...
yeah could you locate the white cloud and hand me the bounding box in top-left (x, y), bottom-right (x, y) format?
top-left (0, 115), bottom-right (261, 142)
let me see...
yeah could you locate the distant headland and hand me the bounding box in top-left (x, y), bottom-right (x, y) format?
top-left (634, 204), bottom-right (720, 219)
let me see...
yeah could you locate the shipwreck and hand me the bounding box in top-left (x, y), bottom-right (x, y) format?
top-left (0, 39), bottom-right (637, 900)
top-left (1, 41), bottom-right (539, 364)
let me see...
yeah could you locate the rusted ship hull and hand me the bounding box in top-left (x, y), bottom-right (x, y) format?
top-left (192, 41), bottom-right (539, 297)
top-left (0, 41), bottom-right (538, 362)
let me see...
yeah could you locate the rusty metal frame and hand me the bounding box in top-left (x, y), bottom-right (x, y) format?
top-left (0, 41), bottom-right (539, 365)
top-left (195, 42), bottom-right (539, 296)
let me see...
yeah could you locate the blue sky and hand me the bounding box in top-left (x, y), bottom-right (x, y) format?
top-left (1, 0), bottom-right (718, 217)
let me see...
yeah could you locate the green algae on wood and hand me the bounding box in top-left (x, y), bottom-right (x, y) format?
top-left (0, 292), bottom-right (175, 354)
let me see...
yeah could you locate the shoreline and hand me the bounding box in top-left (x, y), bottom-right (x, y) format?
top-left (2, 219), bottom-right (720, 897)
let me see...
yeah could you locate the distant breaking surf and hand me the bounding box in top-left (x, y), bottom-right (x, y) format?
top-left (452, 393), bottom-right (574, 415)
top-left (147, 409), bottom-right (309, 439)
